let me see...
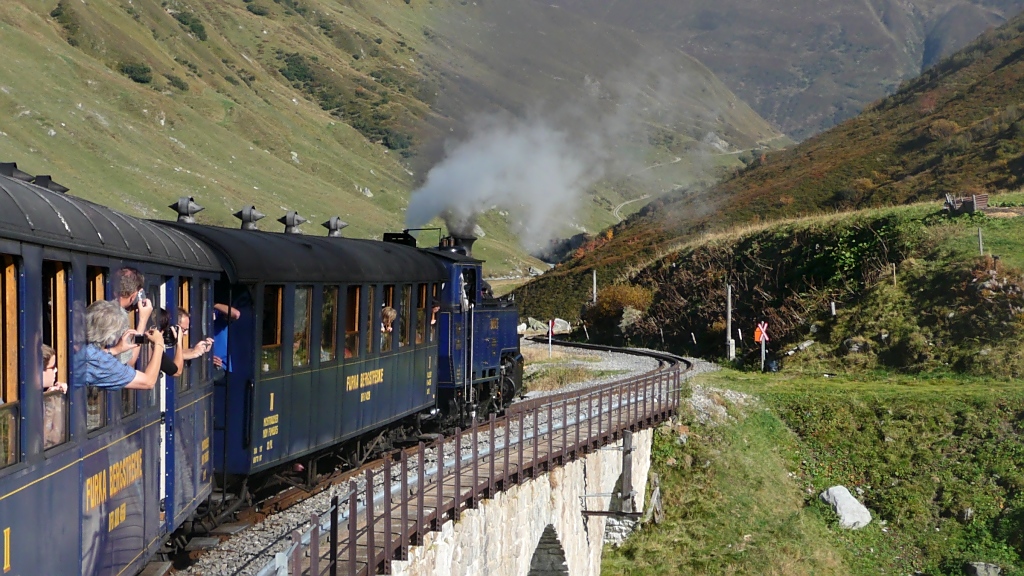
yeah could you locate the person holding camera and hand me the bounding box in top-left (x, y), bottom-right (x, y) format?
top-left (76, 300), bottom-right (164, 390)
top-left (112, 267), bottom-right (153, 366)
top-left (154, 308), bottom-right (185, 376)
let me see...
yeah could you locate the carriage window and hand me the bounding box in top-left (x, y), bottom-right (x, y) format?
top-left (399, 285), bottom-right (411, 348)
top-left (321, 286), bottom-right (338, 363)
top-left (344, 286), bottom-right (360, 359)
top-left (262, 285), bottom-right (283, 372)
top-left (365, 285), bottom-right (376, 356)
top-left (42, 261), bottom-right (69, 449)
top-left (1, 255), bottom-right (19, 467)
top-left (86, 388), bottom-right (106, 432)
top-left (293, 286), bottom-right (312, 368)
top-left (416, 284), bottom-right (427, 345)
top-left (429, 283), bottom-right (439, 342)
top-left (382, 284), bottom-right (395, 353)
top-left (87, 266), bottom-right (106, 304)
top-left (177, 278), bottom-right (192, 392)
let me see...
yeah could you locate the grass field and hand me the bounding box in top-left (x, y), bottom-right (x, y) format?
top-left (604, 369), bottom-right (1024, 575)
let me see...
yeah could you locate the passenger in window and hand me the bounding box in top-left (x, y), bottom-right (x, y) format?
top-left (154, 308), bottom-right (185, 376)
top-left (41, 345), bottom-right (67, 394)
top-left (381, 306), bottom-right (397, 351)
top-left (176, 308), bottom-right (213, 360)
top-left (430, 301), bottom-right (441, 325)
top-left (75, 300), bottom-right (164, 390)
top-left (212, 302), bottom-right (241, 371)
top-left (112, 268), bottom-right (152, 366)
top-left (41, 344), bottom-right (67, 449)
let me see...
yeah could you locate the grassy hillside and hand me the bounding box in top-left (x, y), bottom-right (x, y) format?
top-left (605, 373), bottom-right (1024, 575)
top-left (519, 10), bottom-right (1024, 315)
top-left (0, 0), bottom-right (780, 275)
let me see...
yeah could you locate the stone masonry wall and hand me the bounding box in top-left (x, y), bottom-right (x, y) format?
top-left (391, 428), bottom-right (654, 576)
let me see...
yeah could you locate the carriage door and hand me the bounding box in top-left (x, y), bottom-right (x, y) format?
top-left (157, 282), bottom-right (169, 514)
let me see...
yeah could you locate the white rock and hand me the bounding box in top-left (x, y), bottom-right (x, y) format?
top-left (819, 486), bottom-right (871, 529)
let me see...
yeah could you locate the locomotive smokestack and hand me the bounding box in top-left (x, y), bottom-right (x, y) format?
top-left (444, 234), bottom-right (477, 257)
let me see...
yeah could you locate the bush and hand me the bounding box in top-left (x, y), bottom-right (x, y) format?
top-left (927, 118), bottom-right (960, 141)
top-left (582, 284), bottom-right (653, 330)
top-left (247, 4), bottom-right (270, 16)
top-left (174, 12), bottom-right (208, 41)
top-left (163, 73), bottom-right (189, 91)
top-left (119, 62), bottom-right (152, 84)
top-left (50, 1), bottom-right (82, 46)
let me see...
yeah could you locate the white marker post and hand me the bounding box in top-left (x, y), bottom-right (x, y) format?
top-left (755, 321), bottom-right (769, 371)
top-left (548, 319), bottom-right (554, 359)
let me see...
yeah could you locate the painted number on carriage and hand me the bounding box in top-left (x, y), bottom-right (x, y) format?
top-left (3, 527), bottom-right (10, 573)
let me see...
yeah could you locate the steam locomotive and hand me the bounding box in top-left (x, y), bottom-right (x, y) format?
top-left (0, 163), bottom-right (522, 576)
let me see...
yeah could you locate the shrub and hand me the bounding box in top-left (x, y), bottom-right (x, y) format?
top-left (163, 73), bottom-right (189, 91)
top-left (247, 4), bottom-right (270, 16)
top-left (119, 62), bottom-right (152, 84)
top-left (582, 284), bottom-right (653, 330)
top-left (50, 1), bottom-right (82, 46)
top-left (927, 118), bottom-right (960, 141)
top-left (173, 11), bottom-right (207, 40)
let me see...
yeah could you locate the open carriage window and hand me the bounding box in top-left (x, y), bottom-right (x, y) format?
top-left (344, 286), bottom-right (360, 359)
top-left (365, 285), bottom-right (376, 356)
top-left (261, 285), bottom-right (283, 372)
top-left (42, 261), bottom-right (69, 450)
top-left (429, 283), bottom-right (439, 342)
top-left (0, 255), bottom-right (19, 468)
top-left (293, 286), bottom-right (312, 368)
top-left (416, 284), bottom-right (427, 345)
top-left (321, 286), bottom-right (338, 363)
top-left (177, 278), bottom-right (192, 392)
top-left (399, 285), bottom-right (411, 348)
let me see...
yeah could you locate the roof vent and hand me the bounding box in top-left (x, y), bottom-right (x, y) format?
top-left (32, 175), bottom-right (69, 194)
top-left (170, 197), bottom-right (204, 223)
top-left (278, 211), bottom-right (306, 234)
top-left (234, 206), bottom-right (265, 230)
top-left (322, 216), bottom-right (348, 237)
top-left (0, 162), bottom-right (33, 182)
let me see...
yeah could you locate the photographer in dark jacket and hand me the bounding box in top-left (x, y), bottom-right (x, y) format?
top-left (153, 308), bottom-right (184, 377)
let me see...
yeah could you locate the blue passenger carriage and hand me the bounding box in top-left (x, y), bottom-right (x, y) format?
top-left (168, 220), bottom-right (448, 483)
top-left (0, 166), bottom-right (220, 575)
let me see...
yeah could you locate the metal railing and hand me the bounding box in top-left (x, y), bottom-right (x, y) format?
top-left (261, 362), bottom-right (682, 576)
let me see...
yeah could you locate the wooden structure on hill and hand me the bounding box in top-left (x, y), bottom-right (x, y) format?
top-left (944, 193), bottom-right (989, 215)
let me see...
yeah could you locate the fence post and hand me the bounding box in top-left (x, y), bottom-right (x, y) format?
top-left (383, 455), bottom-right (392, 573)
top-left (547, 402), bottom-right (554, 469)
top-left (502, 415), bottom-right (510, 489)
top-left (348, 481), bottom-right (358, 575)
top-left (416, 442), bottom-right (425, 544)
top-left (401, 449), bottom-right (409, 559)
top-left (310, 512), bottom-right (320, 576)
top-left (454, 427), bottom-right (462, 521)
top-left (366, 469), bottom-right (376, 573)
top-left (329, 495), bottom-right (338, 576)
top-left (532, 406), bottom-right (539, 477)
top-left (488, 413), bottom-right (496, 498)
top-left (597, 389), bottom-right (603, 446)
top-left (517, 410), bottom-right (525, 483)
top-left (436, 435), bottom-right (445, 531)
top-left (290, 530), bottom-right (302, 576)
top-left (575, 395), bottom-right (581, 456)
top-left (472, 419), bottom-right (479, 507)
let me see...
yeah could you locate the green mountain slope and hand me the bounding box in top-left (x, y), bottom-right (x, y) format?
top-left (518, 11), bottom-right (1024, 318)
top-left (0, 0), bottom-right (779, 274)
top-left (556, 0), bottom-right (1024, 140)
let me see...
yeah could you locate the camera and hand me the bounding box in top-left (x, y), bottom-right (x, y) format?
top-left (162, 326), bottom-right (178, 347)
top-left (132, 334), bottom-right (148, 345)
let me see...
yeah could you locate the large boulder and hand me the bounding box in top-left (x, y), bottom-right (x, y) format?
top-left (819, 486), bottom-right (872, 529)
top-left (553, 318), bottom-right (572, 334)
top-left (527, 317), bottom-right (548, 331)
top-left (964, 563), bottom-right (1001, 576)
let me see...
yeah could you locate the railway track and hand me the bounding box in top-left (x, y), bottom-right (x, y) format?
top-left (178, 339), bottom-right (690, 575)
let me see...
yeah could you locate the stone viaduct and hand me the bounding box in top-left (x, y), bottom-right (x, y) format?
top-left (391, 428), bottom-right (656, 576)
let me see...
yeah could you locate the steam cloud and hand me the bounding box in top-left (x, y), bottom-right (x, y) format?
top-left (405, 109), bottom-right (625, 252)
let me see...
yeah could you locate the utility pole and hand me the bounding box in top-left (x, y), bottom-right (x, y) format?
top-left (978, 227), bottom-right (984, 256)
top-left (726, 284), bottom-right (735, 360)
top-left (592, 269), bottom-right (597, 304)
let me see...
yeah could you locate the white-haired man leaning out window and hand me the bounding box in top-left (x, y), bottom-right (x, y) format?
top-left (76, 300), bottom-right (164, 390)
